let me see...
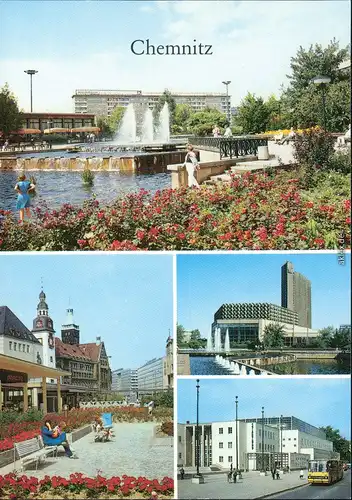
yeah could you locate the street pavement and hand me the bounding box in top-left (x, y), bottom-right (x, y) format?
top-left (1, 422), bottom-right (173, 480)
top-left (178, 469), bottom-right (308, 499)
top-left (266, 470), bottom-right (351, 499)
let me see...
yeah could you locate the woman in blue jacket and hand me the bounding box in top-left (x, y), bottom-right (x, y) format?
top-left (41, 420), bottom-right (74, 458)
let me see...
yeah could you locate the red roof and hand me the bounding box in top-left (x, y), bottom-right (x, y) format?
top-left (55, 337), bottom-right (101, 362)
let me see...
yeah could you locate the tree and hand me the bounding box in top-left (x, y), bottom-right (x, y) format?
top-left (107, 106), bottom-right (126, 133)
top-left (286, 39), bottom-right (350, 96)
top-left (266, 94), bottom-right (285, 131)
top-left (330, 327), bottom-right (351, 350)
top-left (187, 107), bottom-right (227, 136)
top-left (313, 326), bottom-right (335, 348)
top-left (262, 323), bottom-right (285, 349)
top-left (172, 104), bottom-right (194, 134)
top-left (96, 115), bottom-right (113, 138)
top-left (153, 90), bottom-right (177, 128)
top-left (235, 93), bottom-right (270, 134)
top-left (281, 39), bottom-right (350, 132)
top-left (320, 425), bottom-right (351, 462)
top-left (177, 324), bottom-right (186, 347)
top-left (0, 83), bottom-right (23, 138)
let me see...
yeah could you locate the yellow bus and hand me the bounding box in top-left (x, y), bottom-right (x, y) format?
top-left (308, 459), bottom-right (344, 485)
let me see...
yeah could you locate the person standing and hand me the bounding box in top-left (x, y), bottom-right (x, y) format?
top-left (14, 174), bottom-right (35, 222)
top-left (180, 467), bottom-right (185, 480)
top-left (224, 125), bottom-right (232, 138)
top-left (299, 469), bottom-right (304, 479)
top-left (212, 125), bottom-right (220, 137)
top-left (184, 144), bottom-right (200, 188)
top-left (271, 468), bottom-right (276, 480)
top-left (233, 470), bottom-right (238, 483)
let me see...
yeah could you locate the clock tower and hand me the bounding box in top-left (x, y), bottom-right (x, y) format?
top-left (32, 290), bottom-right (56, 370)
top-left (61, 308), bottom-right (80, 345)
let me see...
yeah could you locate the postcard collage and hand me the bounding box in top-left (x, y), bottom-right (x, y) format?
top-left (0, 1), bottom-right (350, 499)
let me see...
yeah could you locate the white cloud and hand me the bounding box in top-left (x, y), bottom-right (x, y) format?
top-left (0, 1), bottom-right (350, 111)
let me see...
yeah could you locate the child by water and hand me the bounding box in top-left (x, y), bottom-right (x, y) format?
top-left (14, 174), bottom-right (35, 222)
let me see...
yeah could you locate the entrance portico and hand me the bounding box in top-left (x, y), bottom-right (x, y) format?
top-left (0, 353), bottom-right (70, 414)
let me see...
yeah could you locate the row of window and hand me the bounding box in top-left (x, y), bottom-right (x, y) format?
top-left (258, 443), bottom-right (276, 451)
top-left (70, 362), bottom-right (93, 371)
top-left (218, 456), bottom-right (233, 463)
top-left (259, 429), bottom-right (277, 439)
top-left (9, 341), bottom-right (30, 353)
top-left (219, 442), bottom-right (233, 449)
top-left (218, 427), bottom-right (232, 434)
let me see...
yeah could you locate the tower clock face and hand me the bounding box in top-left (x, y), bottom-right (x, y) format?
top-left (48, 333), bottom-right (54, 349)
top-left (36, 319), bottom-right (43, 328)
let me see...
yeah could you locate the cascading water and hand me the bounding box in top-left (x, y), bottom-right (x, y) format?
top-left (155, 103), bottom-right (170, 143)
top-left (224, 329), bottom-right (230, 353)
top-left (141, 108), bottom-right (154, 143)
top-left (115, 103), bottom-right (137, 144)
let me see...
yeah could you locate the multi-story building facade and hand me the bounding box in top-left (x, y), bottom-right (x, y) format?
top-left (55, 308), bottom-right (111, 394)
top-left (211, 261), bottom-right (317, 346)
top-left (111, 368), bottom-right (138, 396)
top-left (178, 415), bottom-right (337, 471)
top-left (0, 306), bottom-right (43, 365)
top-left (281, 261), bottom-right (312, 328)
top-left (137, 357), bottom-right (164, 395)
top-left (72, 89), bottom-right (230, 117)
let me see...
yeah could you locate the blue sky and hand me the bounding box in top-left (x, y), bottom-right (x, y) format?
top-left (177, 378), bottom-right (351, 439)
top-left (0, 254), bottom-right (173, 370)
top-left (177, 253), bottom-right (351, 336)
top-left (0, 1), bottom-right (350, 111)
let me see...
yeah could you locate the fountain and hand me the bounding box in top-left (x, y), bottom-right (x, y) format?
top-left (115, 103), bottom-right (137, 144)
top-left (214, 328), bottom-right (222, 352)
top-left (141, 107), bottom-right (154, 143)
top-left (224, 329), bottom-right (230, 353)
top-left (249, 369), bottom-right (256, 376)
top-left (240, 365), bottom-right (247, 376)
top-left (207, 331), bottom-right (213, 352)
top-left (114, 102), bottom-right (170, 145)
top-left (155, 103), bottom-right (170, 143)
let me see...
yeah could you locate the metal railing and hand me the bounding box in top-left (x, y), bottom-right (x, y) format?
top-left (191, 136), bottom-right (268, 159)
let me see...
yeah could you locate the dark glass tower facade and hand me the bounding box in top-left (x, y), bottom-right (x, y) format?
top-left (281, 262), bottom-right (311, 328)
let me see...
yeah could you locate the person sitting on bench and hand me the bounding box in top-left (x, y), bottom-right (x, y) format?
top-left (41, 419), bottom-right (75, 458)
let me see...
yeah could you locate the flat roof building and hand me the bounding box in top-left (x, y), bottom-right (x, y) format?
top-left (178, 415), bottom-right (338, 471)
top-left (281, 261), bottom-right (312, 328)
top-left (72, 89), bottom-right (230, 116)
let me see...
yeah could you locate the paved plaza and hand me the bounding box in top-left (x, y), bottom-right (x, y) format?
top-left (178, 470), bottom-right (307, 499)
top-left (1, 423), bottom-right (173, 480)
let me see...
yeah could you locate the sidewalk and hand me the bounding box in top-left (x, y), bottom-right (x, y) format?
top-left (178, 470), bottom-right (308, 499)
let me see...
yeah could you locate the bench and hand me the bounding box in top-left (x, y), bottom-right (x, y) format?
top-left (14, 437), bottom-right (50, 472)
top-left (38, 434), bottom-right (58, 458)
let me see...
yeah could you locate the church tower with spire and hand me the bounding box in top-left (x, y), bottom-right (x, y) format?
top-left (31, 289), bottom-right (56, 370)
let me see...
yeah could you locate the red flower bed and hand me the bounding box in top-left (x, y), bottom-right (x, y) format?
top-left (0, 170), bottom-right (350, 250)
top-left (0, 407), bottom-right (171, 452)
top-left (0, 472), bottom-right (174, 498)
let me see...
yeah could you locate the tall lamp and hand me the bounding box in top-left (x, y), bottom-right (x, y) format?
top-left (24, 69), bottom-right (38, 112)
top-left (222, 80), bottom-right (231, 125)
top-left (311, 75), bottom-right (331, 130)
top-left (192, 379), bottom-right (204, 484)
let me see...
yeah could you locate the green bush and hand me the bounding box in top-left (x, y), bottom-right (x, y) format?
top-left (0, 408), bottom-right (43, 425)
top-left (293, 129), bottom-right (336, 169)
top-left (81, 168), bottom-right (95, 186)
top-left (328, 150), bottom-right (351, 174)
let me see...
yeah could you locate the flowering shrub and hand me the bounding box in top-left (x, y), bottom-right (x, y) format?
top-left (0, 169), bottom-right (350, 250)
top-left (0, 407), bottom-right (172, 452)
top-left (292, 128), bottom-right (336, 169)
top-left (0, 472), bottom-right (174, 498)
top-left (263, 126), bottom-right (321, 135)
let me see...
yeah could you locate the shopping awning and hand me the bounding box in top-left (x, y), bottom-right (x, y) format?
top-left (43, 128), bottom-right (70, 134)
top-left (0, 353), bottom-right (70, 379)
top-left (71, 127), bottom-right (100, 133)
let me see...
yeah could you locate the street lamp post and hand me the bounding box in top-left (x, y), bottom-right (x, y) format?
top-left (222, 80), bottom-right (231, 125)
top-left (280, 415), bottom-right (283, 470)
top-left (261, 406), bottom-right (265, 473)
top-left (24, 70), bottom-right (38, 113)
top-left (192, 379), bottom-right (204, 484)
top-left (311, 75), bottom-right (331, 131)
top-left (235, 396), bottom-right (239, 471)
